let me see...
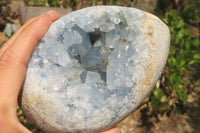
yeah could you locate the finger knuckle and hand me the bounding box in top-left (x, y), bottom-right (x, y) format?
top-left (0, 50), bottom-right (14, 66)
top-left (0, 49), bottom-right (27, 67)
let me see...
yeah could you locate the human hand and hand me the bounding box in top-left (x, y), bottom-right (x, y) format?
top-left (0, 10), bottom-right (120, 133)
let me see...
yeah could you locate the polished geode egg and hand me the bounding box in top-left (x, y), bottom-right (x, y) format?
top-left (21, 6), bottom-right (170, 133)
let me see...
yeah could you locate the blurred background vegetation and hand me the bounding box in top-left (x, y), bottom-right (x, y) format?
top-left (0, 0), bottom-right (200, 132)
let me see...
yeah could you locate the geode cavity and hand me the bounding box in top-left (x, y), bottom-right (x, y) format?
top-left (21, 6), bottom-right (170, 133)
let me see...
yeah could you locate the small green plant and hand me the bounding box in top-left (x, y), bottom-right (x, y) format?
top-left (111, 0), bottom-right (118, 4)
top-left (74, 0), bottom-right (80, 4)
top-left (164, 10), bottom-right (200, 72)
top-left (17, 105), bottom-right (36, 130)
top-left (28, 0), bottom-right (41, 6)
top-left (176, 88), bottom-right (188, 105)
top-left (149, 87), bottom-right (169, 110)
top-left (46, 0), bottom-right (58, 7)
top-left (155, 0), bottom-right (171, 15)
top-left (28, 0), bottom-right (59, 7)
top-left (181, 5), bottom-right (200, 23)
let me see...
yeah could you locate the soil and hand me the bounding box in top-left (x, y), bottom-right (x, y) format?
top-left (0, 1), bottom-right (200, 133)
top-left (118, 92), bottom-right (200, 133)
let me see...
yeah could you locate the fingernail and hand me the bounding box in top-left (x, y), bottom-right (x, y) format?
top-left (46, 10), bottom-right (59, 21)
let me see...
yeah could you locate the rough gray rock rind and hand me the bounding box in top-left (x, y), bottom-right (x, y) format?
top-left (21, 6), bottom-right (170, 133)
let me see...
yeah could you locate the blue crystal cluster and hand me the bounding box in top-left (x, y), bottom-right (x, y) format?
top-left (21, 6), bottom-right (170, 133)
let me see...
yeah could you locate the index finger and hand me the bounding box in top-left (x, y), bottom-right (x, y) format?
top-left (0, 10), bottom-right (59, 108)
top-left (0, 15), bottom-right (41, 57)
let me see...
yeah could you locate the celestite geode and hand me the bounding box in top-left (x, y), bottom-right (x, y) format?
top-left (21, 6), bottom-right (170, 133)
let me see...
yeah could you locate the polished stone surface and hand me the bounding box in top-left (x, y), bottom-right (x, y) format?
top-left (21, 6), bottom-right (170, 133)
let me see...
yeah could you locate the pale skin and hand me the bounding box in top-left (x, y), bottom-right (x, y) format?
top-left (0, 11), bottom-right (120, 133)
